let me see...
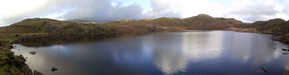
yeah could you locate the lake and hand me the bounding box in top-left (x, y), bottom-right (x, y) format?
top-left (12, 31), bottom-right (289, 75)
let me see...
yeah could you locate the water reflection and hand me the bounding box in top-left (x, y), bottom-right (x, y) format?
top-left (182, 31), bottom-right (224, 61)
top-left (12, 31), bottom-right (289, 75)
top-left (148, 31), bottom-right (225, 74)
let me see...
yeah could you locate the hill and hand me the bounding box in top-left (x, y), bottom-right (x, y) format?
top-left (0, 14), bottom-right (247, 45)
top-left (0, 14), bottom-right (288, 75)
top-left (251, 19), bottom-right (289, 43)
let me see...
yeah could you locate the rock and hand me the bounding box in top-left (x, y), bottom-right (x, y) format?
top-left (9, 45), bottom-right (14, 49)
top-left (29, 51), bottom-right (36, 55)
top-left (15, 34), bottom-right (19, 37)
top-left (21, 65), bottom-right (33, 75)
top-left (282, 48), bottom-right (289, 51)
top-left (51, 67), bottom-right (58, 72)
top-left (33, 70), bottom-right (43, 75)
top-left (282, 53), bottom-right (289, 55)
top-left (261, 66), bottom-right (268, 72)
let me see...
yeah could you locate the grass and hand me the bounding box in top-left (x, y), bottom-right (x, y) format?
top-left (0, 38), bottom-right (32, 75)
top-left (0, 15), bottom-right (246, 74)
top-left (0, 14), bottom-right (288, 75)
top-left (0, 65), bottom-right (9, 75)
top-left (251, 19), bottom-right (289, 44)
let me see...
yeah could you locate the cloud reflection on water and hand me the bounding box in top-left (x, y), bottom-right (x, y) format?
top-left (11, 31), bottom-right (289, 75)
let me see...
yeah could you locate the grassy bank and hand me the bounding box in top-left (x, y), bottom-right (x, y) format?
top-left (0, 18), bottom-right (181, 75)
top-left (251, 19), bottom-right (289, 44)
top-left (0, 40), bottom-right (33, 75)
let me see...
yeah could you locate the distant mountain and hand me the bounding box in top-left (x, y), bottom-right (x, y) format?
top-left (2, 14), bottom-right (289, 75)
top-left (68, 19), bottom-right (115, 23)
top-left (183, 14), bottom-right (243, 26)
top-left (151, 14), bottom-right (243, 26)
top-left (6, 14), bottom-right (245, 32)
top-left (1, 14), bottom-right (288, 43)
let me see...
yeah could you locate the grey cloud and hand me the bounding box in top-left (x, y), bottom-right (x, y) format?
top-left (150, 0), bottom-right (180, 18)
top-left (39, 0), bottom-right (148, 22)
top-left (2, 0), bottom-right (288, 26)
top-left (284, 7), bottom-right (289, 16)
top-left (0, 0), bottom-right (148, 25)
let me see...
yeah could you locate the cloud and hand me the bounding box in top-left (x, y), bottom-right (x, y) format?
top-left (0, 0), bottom-right (50, 25)
top-left (0, 0), bottom-right (147, 26)
top-left (150, 0), bottom-right (226, 18)
top-left (49, 0), bottom-right (145, 21)
top-left (227, 0), bottom-right (284, 22)
top-left (149, 0), bottom-right (289, 22)
top-left (1, 0), bottom-right (289, 26)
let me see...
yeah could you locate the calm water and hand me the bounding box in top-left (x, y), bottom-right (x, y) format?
top-left (12, 31), bottom-right (289, 75)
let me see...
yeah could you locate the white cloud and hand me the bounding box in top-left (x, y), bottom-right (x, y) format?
top-left (150, 0), bottom-right (289, 22)
top-left (0, 0), bottom-right (49, 25)
top-left (0, 0), bottom-right (289, 26)
top-left (0, 0), bottom-right (48, 16)
top-left (150, 0), bottom-right (226, 18)
top-left (0, 0), bottom-right (146, 26)
top-left (226, 0), bottom-right (285, 22)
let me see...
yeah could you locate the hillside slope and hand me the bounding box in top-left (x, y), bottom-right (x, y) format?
top-left (0, 14), bottom-right (246, 45)
top-left (1, 14), bottom-right (288, 75)
top-left (251, 19), bottom-right (289, 43)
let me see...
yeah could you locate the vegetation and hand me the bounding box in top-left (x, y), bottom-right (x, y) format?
top-left (251, 19), bottom-right (289, 43)
top-left (0, 14), bottom-right (288, 75)
top-left (0, 40), bottom-right (32, 75)
top-left (0, 15), bottom-right (247, 45)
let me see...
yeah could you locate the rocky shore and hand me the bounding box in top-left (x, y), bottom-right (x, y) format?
top-left (0, 40), bottom-right (33, 75)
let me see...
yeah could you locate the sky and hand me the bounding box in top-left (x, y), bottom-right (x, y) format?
top-left (0, 0), bottom-right (289, 26)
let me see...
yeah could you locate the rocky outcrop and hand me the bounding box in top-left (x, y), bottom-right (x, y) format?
top-left (0, 40), bottom-right (33, 75)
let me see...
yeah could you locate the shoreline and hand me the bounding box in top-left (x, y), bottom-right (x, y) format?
top-left (0, 40), bottom-right (34, 75)
top-left (0, 16), bottom-right (288, 75)
top-left (0, 29), bottom-right (257, 75)
top-left (0, 28), bottom-right (287, 75)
